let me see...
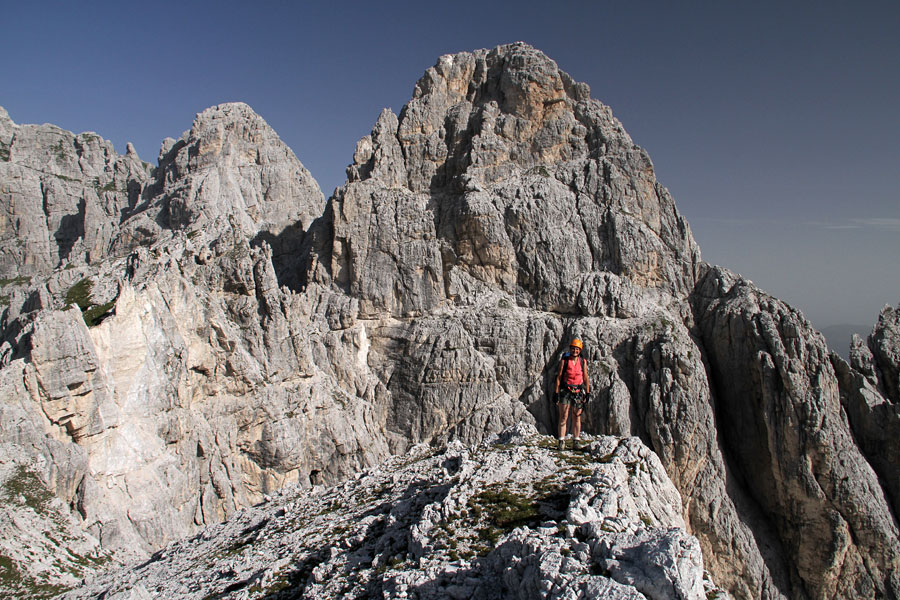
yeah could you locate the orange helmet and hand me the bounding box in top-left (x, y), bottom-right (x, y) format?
top-left (570, 339), bottom-right (583, 350)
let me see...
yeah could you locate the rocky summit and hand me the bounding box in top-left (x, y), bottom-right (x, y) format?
top-left (0, 43), bottom-right (897, 599)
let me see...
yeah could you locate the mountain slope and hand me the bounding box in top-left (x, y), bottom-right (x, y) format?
top-left (0, 43), bottom-right (897, 599)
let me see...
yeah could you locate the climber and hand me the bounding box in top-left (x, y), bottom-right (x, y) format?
top-left (554, 338), bottom-right (590, 450)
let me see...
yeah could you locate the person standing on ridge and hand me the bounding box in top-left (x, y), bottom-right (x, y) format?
top-left (555, 338), bottom-right (590, 450)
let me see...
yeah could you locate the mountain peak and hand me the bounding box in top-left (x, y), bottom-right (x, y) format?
top-left (1, 46), bottom-right (898, 600)
top-left (332, 42), bottom-right (700, 318)
top-left (153, 100), bottom-right (325, 237)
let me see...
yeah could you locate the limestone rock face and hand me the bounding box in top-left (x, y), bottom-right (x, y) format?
top-left (0, 108), bottom-right (151, 276)
top-left (851, 304), bottom-right (900, 403)
top-left (0, 358), bottom-right (110, 598)
top-left (834, 304), bottom-right (900, 520)
top-left (155, 102), bottom-right (323, 236)
top-left (1, 244), bottom-right (394, 558)
top-left (321, 43), bottom-right (700, 317)
top-left (0, 44), bottom-right (898, 600)
top-left (692, 266), bottom-right (900, 599)
top-left (109, 102), bottom-right (325, 269)
top-left (0, 104), bottom-right (357, 591)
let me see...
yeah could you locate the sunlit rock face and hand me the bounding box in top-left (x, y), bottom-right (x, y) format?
top-left (1, 43), bottom-right (898, 600)
top-left (324, 43), bottom-right (700, 318)
top-left (0, 106), bottom-right (151, 276)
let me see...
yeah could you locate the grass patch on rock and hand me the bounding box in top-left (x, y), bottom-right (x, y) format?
top-left (464, 477), bottom-right (570, 556)
top-left (2, 465), bottom-right (54, 515)
top-left (92, 177), bottom-right (120, 193)
top-left (0, 275), bottom-right (31, 287)
top-left (50, 139), bottom-right (68, 161)
top-left (0, 553), bottom-right (69, 599)
top-left (65, 278), bottom-right (116, 327)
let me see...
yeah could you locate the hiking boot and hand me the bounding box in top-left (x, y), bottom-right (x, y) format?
top-left (573, 439), bottom-right (582, 451)
top-left (557, 439), bottom-right (565, 451)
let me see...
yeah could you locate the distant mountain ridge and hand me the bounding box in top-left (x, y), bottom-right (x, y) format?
top-left (0, 43), bottom-right (897, 599)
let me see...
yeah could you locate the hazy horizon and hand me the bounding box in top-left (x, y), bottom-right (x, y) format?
top-left (3, 1), bottom-right (897, 354)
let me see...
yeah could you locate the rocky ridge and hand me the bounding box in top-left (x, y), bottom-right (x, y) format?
top-left (0, 43), bottom-right (897, 599)
top-left (59, 425), bottom-right (727, 600)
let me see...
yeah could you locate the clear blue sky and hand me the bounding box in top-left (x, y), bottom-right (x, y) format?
top-left (3, 1), bottom-right (898, 345)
